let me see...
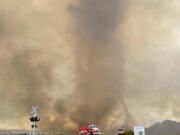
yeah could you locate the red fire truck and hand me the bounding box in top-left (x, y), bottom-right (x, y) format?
top-left (79, 124), bottom-right (101, 135)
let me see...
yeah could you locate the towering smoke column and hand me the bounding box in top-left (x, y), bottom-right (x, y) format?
top-left (68, 0), bottom-right (128, 128)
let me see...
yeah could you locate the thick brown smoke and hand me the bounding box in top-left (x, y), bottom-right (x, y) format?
top-left (65, 0), bottom-right (135, 129)
top-left (0, 0), bottom-right (180, 132)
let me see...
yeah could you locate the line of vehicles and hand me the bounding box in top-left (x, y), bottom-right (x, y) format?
top-left (79, 125), bottom-right (145, 135)
top-left (79, 125), bottom-right (127, 135)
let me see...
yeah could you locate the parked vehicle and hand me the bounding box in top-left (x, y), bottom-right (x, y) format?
top-left (118, 129), bottom-right (126, 135)
top-left (79, 124), bottom-right (101, 135)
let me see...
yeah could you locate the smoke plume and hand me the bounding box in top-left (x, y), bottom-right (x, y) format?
top-left (0, 0), bottom-right (180, 132)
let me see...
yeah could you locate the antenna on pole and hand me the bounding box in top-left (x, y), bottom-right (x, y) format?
top-left (29, 105), bottom-right (40, 135)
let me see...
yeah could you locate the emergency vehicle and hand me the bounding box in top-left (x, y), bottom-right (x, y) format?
top-left (79, 124), bottom-right (101, 135)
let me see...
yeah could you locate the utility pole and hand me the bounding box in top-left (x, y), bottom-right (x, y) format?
top-left (29, 105), bottom-right (40, 135)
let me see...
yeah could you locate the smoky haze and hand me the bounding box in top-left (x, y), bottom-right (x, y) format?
top-left (0, 0), bottom-right (180, 132)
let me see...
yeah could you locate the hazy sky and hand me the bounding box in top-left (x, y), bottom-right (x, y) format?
top-left (0, 0), bottom-right (180, 131)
